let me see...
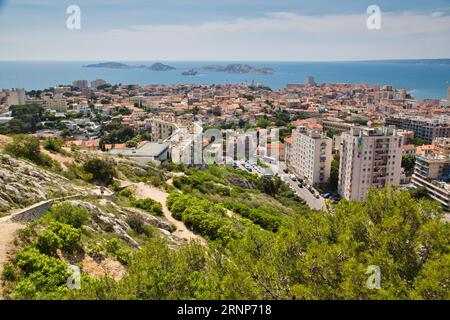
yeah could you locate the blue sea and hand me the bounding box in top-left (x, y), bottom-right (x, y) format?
top-left (0, 60), bottom-right (449, 100)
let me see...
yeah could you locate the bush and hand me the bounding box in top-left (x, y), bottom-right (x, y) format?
top-left (1, 262), bottom-right (17, 281)
top-left (35, 229), bottom-right (61, 255)
top-left (131, 198), bottom-right (163, 216)
top-left (46, 202), bottom-right (90, 228)
top-left (4, 134), bottom-right (53, 167)
top-left (83, 158), bottom-right (116, 185)
top-left (126, 213), bottom-right (156, 238)
top-left (14, 247), bottom-right (68, 299)
top-left (43, 137), bottom-right (65, 154)
top-left (35, 222), bottom-right (81, 254)
top-left (149, 175), bottom-right (162, 187)
top-left (119, 188), bottom-right (133, 198)
top-left (224, 201), bottom-right (282, 232)
top-left (105, 238), bottom-right (120, 254)
top-left (166, 192), bottom-right (238, 242)
top-left (51, 222), bottom-right (82, 252)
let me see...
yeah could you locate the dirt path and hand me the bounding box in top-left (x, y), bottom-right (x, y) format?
top-left (121, 181), bottom-right (205, 244)
top-left (0, 220), bottom-right (25, 297)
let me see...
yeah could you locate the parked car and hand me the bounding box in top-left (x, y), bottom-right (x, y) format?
top-left (298, 183), bottom-right (304, 188)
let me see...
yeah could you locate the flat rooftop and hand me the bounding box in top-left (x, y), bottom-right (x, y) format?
top-left (109, 142), bottom-right (169, 157)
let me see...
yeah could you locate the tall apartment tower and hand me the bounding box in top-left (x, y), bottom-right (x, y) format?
top-left (290, 126), bottom-right (332, 185)
top-left (72, 80), bottom-right (89, 90)
top-left (91, 79), bottom-right (107, 89)
top-left (305, 76), bottom-right (316, 86)
top-left (7, 88), bottom-right (26, 106)
top-left (338, 127), bottom-right (403, 202)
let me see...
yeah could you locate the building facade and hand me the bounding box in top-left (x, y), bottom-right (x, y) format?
top-left (290, 126), bottom-right (332, 185)
top-left (7, 88), bottom-right (26, 106)
top-left (338, 127), bottom-right (403, 201)
top-left (385, 115), bottom-right (450, 143)
top-left (412, 154), bottom-right (450, 210)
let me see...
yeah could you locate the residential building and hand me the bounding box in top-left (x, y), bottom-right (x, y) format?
top-left (322, 118), bottom-right (353, 134)
top-left (108, 141), bottom-right (170, 165)
top-left (338, 127), bottom-right (403, 201)
top-left (385, 115), bottom-right (450, 143)
top-left (412, 154), bottom-right (450, 210)
top-left (433, 137), bottom-right (450, 155)
top-left (45, 98), bottom-right (68, 112)
top-left (91, 79), bottom-right (107, 89)
top-left (284, 136), bottom-right (292, 167)
top-left (73, 80), bottom-right (89, 90)
top-left (7, 88), bottom-right (26, 106)
top-left (305, 76), bottom-right (316, 86)
top-left (290, 126), bottom-right (332, 185)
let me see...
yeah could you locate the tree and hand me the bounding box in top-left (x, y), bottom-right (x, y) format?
top-left (83, 158), bottom-right (116, 185)
top-left (329, 155), bottom-right (340, 191)
top-left (256, 117), bottom-right (271, 128)
top-left (212, 106), bottom-right (222, 116)
top-left (0, 104), bottom-right (44, 134)
top-left (402, 154), bottom-right (416, 175)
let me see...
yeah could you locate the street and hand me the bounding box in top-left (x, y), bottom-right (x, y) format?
top-left (246, 159), bottom-right (327, 211)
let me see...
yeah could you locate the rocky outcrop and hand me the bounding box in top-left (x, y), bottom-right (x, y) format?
top-left (0, 154), bottom-right (85, 213)
top-left (68, 200), bottom-right (140, 249)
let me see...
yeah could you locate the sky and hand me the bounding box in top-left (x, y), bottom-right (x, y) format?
top-left (0, 0), bottom-right (450, 61)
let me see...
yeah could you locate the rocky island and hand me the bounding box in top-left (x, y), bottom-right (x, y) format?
top-left (83, 62), bottom-right (176, 71)
top-left (181, 69), bottom-right (199, 76)
top-left (202, 64), bottom-right (274, 74)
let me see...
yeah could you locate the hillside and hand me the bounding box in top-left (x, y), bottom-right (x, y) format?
top-left (0, 135), bottom-right (448, 300)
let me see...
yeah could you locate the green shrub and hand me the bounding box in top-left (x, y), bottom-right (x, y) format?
top-left (83, 158), bottom-right (116, 185)
top-left (51, 222), bottom-right (82, 252)
top-left (131, 198), bottom-right (163, 216)
top-left (105, 238), bottom-right (120, 254)
top-left (35, 222), bottom-right (81, 254)
top-left (119, 188), bottom-right (133, 198)
top-left (35, 229), bottom-right (61, 255)
top-left (46, 202), bottom-right (90, 228)
top-left (1, 262), bottom-right (17, 281)
top-left (4, 134), bottom-right (53, 167)
top-left (166, 192), bottom-right (238, 242)
top-left (14, 247), bottom-right (68, 299)
top-left (43, 137), bottom-right (65, 154)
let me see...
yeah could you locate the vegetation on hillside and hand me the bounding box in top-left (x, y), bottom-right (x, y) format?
top-left (8, 186), bottom-right (443, 300)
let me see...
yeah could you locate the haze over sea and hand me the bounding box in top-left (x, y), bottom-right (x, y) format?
top-left (0, 60), bottom-right (449, 100)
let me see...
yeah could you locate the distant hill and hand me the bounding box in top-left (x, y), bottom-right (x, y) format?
top-left (83, 62), bottom-right (176, 71)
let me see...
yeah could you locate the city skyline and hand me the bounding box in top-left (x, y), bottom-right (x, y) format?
top-left (0, 0), bottom-right (450, 61)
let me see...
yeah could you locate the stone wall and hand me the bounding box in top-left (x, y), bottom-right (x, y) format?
top-left (6, 195), bottom-right (81, 222)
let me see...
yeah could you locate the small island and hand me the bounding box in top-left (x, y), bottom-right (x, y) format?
top-left (83, 62), bottom-right (176, 71)
top-left (181, 69), bottom-right (199, 76)
top-left (202, 64), bottom-right (274, 74)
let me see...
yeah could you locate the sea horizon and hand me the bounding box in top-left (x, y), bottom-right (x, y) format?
top-left (1, 59), bottom-right (449, 100)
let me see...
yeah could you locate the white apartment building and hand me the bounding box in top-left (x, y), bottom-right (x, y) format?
top-left (290, 126), bottom-right (332, 185)
top-left (338, 126), bottom-right (403, 202)
top-left (412, 154), bottom-right (450, 210)
top-left (7, 88), bottom-right (26, 106)
top-left (91, 79), bottom-right (107, 89)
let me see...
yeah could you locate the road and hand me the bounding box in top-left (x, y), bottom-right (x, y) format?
top-left (267, 161), bottom-right (327, 211)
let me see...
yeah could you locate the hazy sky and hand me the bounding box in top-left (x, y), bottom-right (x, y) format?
top-left (0, 0), bottom-right (450, 61)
